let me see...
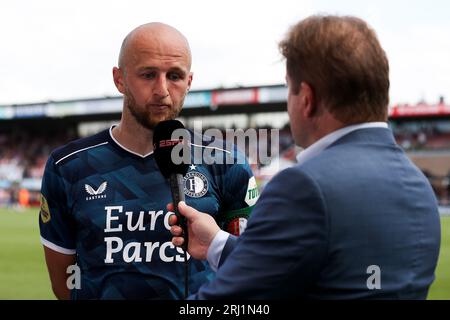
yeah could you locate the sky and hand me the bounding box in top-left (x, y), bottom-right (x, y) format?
top-left (1, 0), bottom-right (449, 106)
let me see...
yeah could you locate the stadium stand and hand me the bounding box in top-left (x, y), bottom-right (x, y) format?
top-left (0, 126), bottom-right (78, 207)
top-left (0, 84), bottom-right (449, 207)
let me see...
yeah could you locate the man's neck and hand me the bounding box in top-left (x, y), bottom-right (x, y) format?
top-left (303, 114), bottom-right (346, 148)
top-left (112, 120), bottom-right (154, 156)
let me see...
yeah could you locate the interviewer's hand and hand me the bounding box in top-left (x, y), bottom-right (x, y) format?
top-left (167, 201), bottom-right (220, 260)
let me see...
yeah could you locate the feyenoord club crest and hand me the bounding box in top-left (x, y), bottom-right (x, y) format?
top-left (184, 171), bottom-right (208, 198)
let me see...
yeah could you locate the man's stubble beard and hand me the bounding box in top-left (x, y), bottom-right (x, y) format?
top-left (124, 88), bottom-right (184, 130)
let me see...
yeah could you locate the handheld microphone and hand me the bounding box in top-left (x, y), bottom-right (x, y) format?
top-left (153, 119), bottom-right (190, 298)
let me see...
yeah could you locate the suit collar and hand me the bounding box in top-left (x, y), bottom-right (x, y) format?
top-left (296, 122), bottom-right (389, 165)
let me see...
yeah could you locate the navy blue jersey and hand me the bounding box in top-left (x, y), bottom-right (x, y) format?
top-left (39, 126), bottom-right (258, 299)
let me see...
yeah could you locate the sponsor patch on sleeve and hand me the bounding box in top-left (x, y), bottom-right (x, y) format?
top-left (245, 176), bottom-right (259, 206)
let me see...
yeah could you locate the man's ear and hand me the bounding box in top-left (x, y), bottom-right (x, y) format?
top-left (300, 82), bottom-right (317, 118)
top-left (113, 67), bottom-right (125, 94)
top-left (187, 72), bottom-right (193, 91)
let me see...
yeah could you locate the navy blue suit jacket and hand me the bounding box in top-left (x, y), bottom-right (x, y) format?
top-left (191, 128), bottom-right (441, 299)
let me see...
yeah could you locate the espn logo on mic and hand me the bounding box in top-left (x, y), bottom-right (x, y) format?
top-left (158, 139), bottom-right (184, 148)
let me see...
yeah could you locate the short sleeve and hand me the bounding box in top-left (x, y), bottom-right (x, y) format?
top-left (217, 149), bottom-right (259, 235)
top-left (39, 155), bottom-right (76, 255)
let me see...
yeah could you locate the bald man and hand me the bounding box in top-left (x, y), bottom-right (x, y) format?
top-left (38, 23), bottom-right (258, 300)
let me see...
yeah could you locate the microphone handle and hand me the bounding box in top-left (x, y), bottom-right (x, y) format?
top-left (168, 174), bottom-right (188, 248)
top-left (168, 173), bottom-right (189, 298)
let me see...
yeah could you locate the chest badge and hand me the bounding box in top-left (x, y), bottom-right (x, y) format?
top-left (184, 171), bottom-right (208, 198)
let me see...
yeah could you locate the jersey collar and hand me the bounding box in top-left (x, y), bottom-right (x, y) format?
top-left (108, 125), bottom-right (154, 158)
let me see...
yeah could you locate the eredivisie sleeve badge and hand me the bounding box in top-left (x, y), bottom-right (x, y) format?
top-left (40, 194), bottom-right (51, 223)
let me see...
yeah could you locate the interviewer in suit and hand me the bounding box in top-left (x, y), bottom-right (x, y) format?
top-left (169, 15), bottom-right (441, 299)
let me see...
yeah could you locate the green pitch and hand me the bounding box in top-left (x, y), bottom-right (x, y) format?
top-left (0, 207), bottom-right (54, 299)
top-left (429, 214), bottom-right (450, 299)
top-left (0, 207), bottom-right (448, 300)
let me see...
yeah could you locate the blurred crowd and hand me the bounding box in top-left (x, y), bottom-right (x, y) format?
top-left (0, 130), bottom-right (78, 207)
top-left (0, 121), bottom-right (449, 208)
top-left (392, 120), bottom-right (450, 151)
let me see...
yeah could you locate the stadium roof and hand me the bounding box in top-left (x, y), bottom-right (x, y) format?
top-left (1, 84), bottom-right (449, 120)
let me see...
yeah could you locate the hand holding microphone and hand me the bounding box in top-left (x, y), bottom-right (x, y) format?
top-left (168, 201), bottom-right (220, 261)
